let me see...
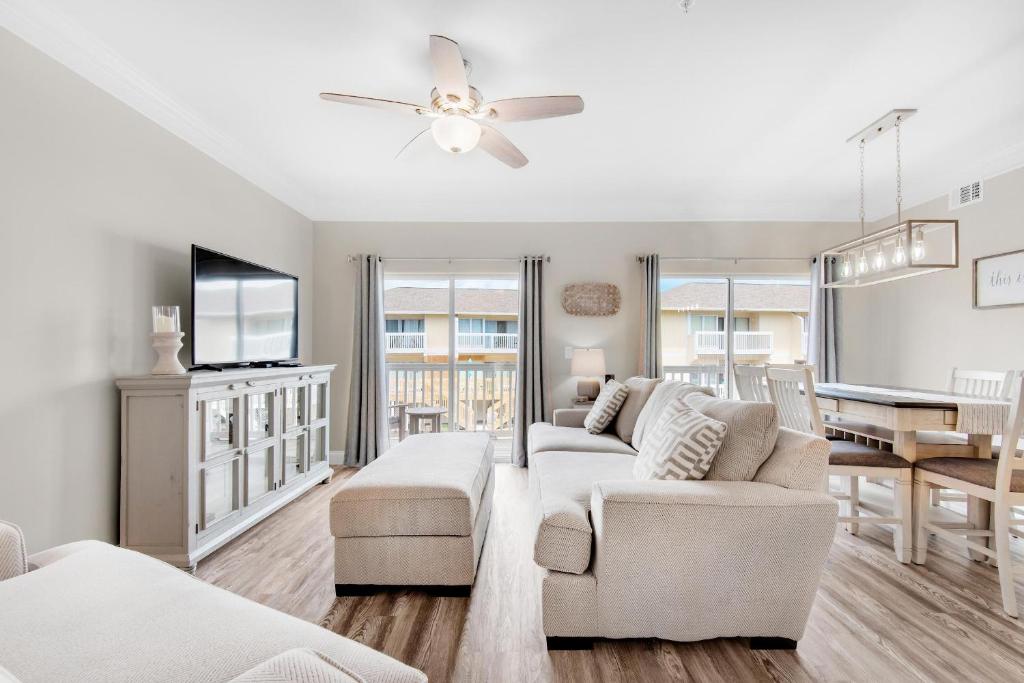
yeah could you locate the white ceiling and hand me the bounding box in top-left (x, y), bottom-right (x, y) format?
top-left (5, 0), bottom-right (1024, 222)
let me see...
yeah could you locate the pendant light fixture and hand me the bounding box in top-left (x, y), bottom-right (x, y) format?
top-left (819, 109), bottom-right (959, 288)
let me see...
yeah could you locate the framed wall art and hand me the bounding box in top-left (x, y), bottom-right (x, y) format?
top-left (974, 248), bottom-right (1024, 309)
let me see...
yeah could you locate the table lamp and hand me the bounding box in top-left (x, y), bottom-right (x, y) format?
top-left (571, 348), bottom-right (606, 401)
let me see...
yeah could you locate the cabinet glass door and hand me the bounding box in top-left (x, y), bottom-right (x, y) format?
top-left (284, 386), bottom-right (305, 431)
top-left (202, 459), bottom-right (239, 529)
top-left (246, 390), bottom-right (275, 445)
top-left (245, 446), bottom-right (274, 504)
top-left (282, 432), bottom-right (306, 485)
top-left (310, 382), bottom-right (327, 422)
top-left (309, 426), bottom-right (327, 467)
top-left (202, 396), bottom-right (238, 460)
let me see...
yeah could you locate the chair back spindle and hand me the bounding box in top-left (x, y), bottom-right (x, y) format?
top-left (995, 375), bottom-right (1024, 500)
top-left (733, 364), bottom-right (769, 402)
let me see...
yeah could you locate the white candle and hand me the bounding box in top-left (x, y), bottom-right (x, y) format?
top-left (154, 315), bottom-right (176, 333)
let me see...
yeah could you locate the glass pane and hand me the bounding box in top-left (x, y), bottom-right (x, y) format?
top-left (246, 447), bottom-right (272, 502)
top-left (246, 391), bottom-right (274, 444)
top-left (284, 386), bottom-right (304, 429)
top-left (283, 433), bottom-right (305, 482)
top-left (310, 383), bottom-right (326, 421)
top-left (204, 398), bottom-right (234, 455)
top-left (309, 427), bottom-right (327, 466)
top-left (203, 461), bottom-right (236, 527)
top-left (660, 277), bottom-right (729, 397)
top-left (733, 278), bottom-right (810, 364)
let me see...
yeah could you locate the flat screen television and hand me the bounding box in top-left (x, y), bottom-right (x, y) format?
top-left (191, 245), bottom-right (299, 368)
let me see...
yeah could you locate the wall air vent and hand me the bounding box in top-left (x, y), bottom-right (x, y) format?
top-left (949, 180), bottom-right (983, 210)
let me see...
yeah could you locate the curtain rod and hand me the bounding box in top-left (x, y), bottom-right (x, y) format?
top-left (638, 256), bottom-right (811, 263)
top-left (348, 255), bottom-right (549, 263)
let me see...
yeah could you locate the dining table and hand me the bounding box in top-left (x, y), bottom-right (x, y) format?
top-left (814, 382), bottom-right (1012, 558)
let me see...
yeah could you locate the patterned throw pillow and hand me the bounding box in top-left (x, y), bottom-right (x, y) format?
top-left (633, 396), bottom-right (729, 480)
top-left (584, 380), bottom-right (630, 434)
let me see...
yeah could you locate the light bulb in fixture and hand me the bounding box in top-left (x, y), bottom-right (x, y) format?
top-left (893, 233), bottom-right (907, 265)
top-left (872, 248), bottom-right (886, 271)
top-left (431, 114), bottom-right (481, 154)
top-left (912, 227), bottom-right (926, 261)
top-left (856, 249), bottom-right (869, 275)
top-left (840, 253), bottom-right (852, 278)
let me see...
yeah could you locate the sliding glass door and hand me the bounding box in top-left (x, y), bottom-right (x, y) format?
top-left (659, 275), bottom-right (810, 397)
top-left (383, 274), bottom-right (519, 460)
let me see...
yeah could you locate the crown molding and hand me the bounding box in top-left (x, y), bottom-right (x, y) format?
top-left (0, 0), bottom-right (313, 218)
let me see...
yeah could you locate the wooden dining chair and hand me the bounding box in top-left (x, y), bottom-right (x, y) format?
top-left (766, 365), bottom-right (914, 563)
top-left (913, 375), bottom-right (1024, 617)
top-left (733, 364), bottom-right (770, 402)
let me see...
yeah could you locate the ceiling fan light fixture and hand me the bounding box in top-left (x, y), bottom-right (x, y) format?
top-left (431, 114), bottom-right (481, 154)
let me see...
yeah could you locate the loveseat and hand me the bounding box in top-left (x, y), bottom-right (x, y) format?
top-left (0, 522), bottom-right (425, 682)
top-left (527, 380), bottom-right (837, 649)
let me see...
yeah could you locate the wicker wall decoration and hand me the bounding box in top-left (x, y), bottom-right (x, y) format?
top-left (561, 282), bottom-right (621, 316)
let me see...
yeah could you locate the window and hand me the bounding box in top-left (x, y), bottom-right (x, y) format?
top-left (386, 318), bottom-right (424, 333)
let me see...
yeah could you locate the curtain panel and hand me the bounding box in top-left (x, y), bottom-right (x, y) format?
top-left (345, 255), bottom-right (389, 467)
top-left (512, 256), bottom-right (548, 467)
top-left (808, 257), bottom-right (840, 383)
top-left (639, 254), bottom-right (663, 378)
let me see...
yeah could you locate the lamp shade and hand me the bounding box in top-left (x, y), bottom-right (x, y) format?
top-left (570, 348), bottom-right (606, 377)
top-left (431, 115), bottom-right (481, 154)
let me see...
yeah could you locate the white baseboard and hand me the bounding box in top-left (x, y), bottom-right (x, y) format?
top-left (329, 450), bottom-right (346, 465)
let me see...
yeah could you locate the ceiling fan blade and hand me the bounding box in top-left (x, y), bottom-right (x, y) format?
top-left (478, 124), bottom-right (528, 168)
top-left (319, 92), bottom-right (429, 116)
top-left (480, 96), bottom-right (584, 122)
top-left (394, 128), bottom-right (431, 160)
top-left (429, 35), bottom-right (470, 106)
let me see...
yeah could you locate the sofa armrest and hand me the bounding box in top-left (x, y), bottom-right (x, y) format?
top-left (0, 521), bottom-right (28, 581)
top-left (753, 427), bottom-right (831, 492)
top-left (552, 408), bottom-right (590, 428)
top-left (589, 480), bottom-right (837, 641)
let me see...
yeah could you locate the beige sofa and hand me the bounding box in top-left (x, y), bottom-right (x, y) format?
top-left (0, 522), bottom-right (425, 683)
top-left (527, 383), bottom-right (838, 650)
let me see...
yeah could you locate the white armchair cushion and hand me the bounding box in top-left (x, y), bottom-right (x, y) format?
top-left (0, 521), bottom-right (27, 582)
top-left (685, 393), bottom-right (779, 482)
top-left (634, 398), bottom-right (727, 480)
top-left (230, 648), bottom-right (362, 683)
top-left (584, 380), bottom-right (630, 434)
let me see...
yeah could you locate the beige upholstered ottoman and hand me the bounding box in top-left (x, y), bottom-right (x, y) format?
top-left (330, 432), bottom-right (494, 595)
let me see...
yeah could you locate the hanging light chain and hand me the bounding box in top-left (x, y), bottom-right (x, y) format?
top-left (895, 115), bottom-right (903, 223)
top-left (858, 138), bottom-right (866, 236)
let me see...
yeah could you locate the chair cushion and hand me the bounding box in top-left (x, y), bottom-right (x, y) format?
top-left (633, 398), bottom-right (728, 481)
top-left (916, 457), bottom-right (1024, 491)
top-left (684, 393), bottom-right (779, 481)
top-left (530, 451), bottom-right (636, 574)
top-left (828, 440), bottom-right (911, 468)
top-left (230, 649), bottom-right (362, 683)
top-left (0, 521), bottom-right (27, 582)
top-left (584, 380), bottom-right (630, 434)
top-left (329, 433), bottom-right (492, 538)
top-left (528, 423), bottom-right (637, 457)
top-left (613, 376), bottom-right (663, 445)
top-left (632, 382), bottom-right (715, 451)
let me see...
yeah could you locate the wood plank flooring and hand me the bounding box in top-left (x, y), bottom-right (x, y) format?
top-left (198, 465), bottom-right (1024, 682)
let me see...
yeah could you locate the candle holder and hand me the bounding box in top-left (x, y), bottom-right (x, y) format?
top-left (151, 306), bottom-right (186, 375)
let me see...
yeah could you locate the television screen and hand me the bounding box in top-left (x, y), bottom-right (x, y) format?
top-left (191, 245), bottom-right (298, 366)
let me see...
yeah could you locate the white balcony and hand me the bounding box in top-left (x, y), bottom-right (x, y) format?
top-left (693, 330), bottom-right (773, 355)
top-left (457, 332), bottom-right (518, 353)
top-left (385, 332), bottom-right (426, 352)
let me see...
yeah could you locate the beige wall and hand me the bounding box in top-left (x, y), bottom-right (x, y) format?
top-left (314, 220), bottom-right (858, 452)
top-left (0, 30), bottom-right (314, 552)
top-left (840, 166), bottom-right (1024, 390)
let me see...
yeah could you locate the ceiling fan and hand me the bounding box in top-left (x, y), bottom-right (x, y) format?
top-left (319, 35), bottom-right (584, 168)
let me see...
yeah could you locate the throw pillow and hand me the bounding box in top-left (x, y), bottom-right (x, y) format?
top-left (229, 648), bottom-right (361, 683)
top-left (632, 381), bottom-right (715, 451)
top-left (584, 380), bottom-right (630, 434)
top-left (684, 392), bottom-right (779, 481)
top-left (633, 396), bottom-right (728, 480)
top-left (613, 376), bottom-right (663, 445)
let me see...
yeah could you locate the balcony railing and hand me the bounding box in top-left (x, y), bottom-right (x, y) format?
top-left (664, 365), bottom-right (727, 397)
top-left (693, 331), bottom-right (773, 355)
top-left (386, 362), bottom-right (517, 436)
top-left (385, 332), bottom-right (519, 354)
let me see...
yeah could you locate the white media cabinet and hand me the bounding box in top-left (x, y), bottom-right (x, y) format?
top-left (116, 364), bottom-right (335, 569)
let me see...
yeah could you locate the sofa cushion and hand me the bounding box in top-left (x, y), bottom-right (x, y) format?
top-left (613, 376), bottom-right (663, 445)
top-left (230, 649), bottom-right (363, 683)
top-left (0, 521), bottom-right (27, 582)
top-left (584, 380), bottom-right (630, 434)
top-left (530, 451), bottom-right (636, 574)
top-left (528, 422), bottom-right (638, 457)
top-left (634, 398), bottom-right (728, 480)
top-left (329, 433), bottom-right (492, 538)
top-left (632, 382), bottom-right (715, 451)
top-left (685, 393), bottom-right (779, 481)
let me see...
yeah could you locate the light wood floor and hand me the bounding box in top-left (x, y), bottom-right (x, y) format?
top-left (198, 465), bottom-right (1024, 682)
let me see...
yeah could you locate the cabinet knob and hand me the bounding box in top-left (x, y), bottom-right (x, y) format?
top-left (246, 380), bottom-right (256, 387)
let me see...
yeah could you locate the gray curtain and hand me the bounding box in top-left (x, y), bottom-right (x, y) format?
top-left (512, 256), bottom-right (548, 467)
top-left (640, 254), bottom-right (663, 378)
top-left (345, 255), bottom-right (389, 466)
top-left (808, 256), bottom-right (840, 383)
